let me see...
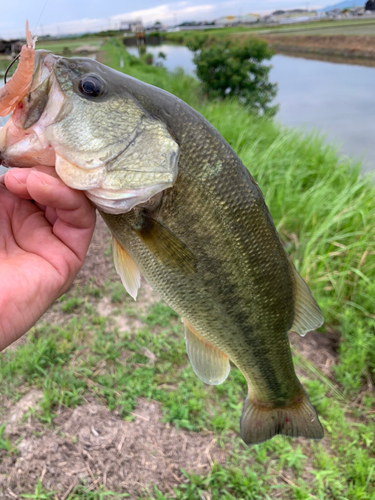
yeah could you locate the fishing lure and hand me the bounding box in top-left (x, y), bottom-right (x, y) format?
top-left (0, 21), bottom-right (36, 117)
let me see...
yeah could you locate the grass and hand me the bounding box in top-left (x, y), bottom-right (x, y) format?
top-left (0, 38), bottom-right (374, 498)
top-left (0, 286), bottom-right (374, 498)
top-left (164, 18), bottom-right (375, 44)
top-left (36, 38), bottom-right (102, 54)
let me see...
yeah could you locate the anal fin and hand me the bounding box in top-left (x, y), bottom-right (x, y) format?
top-left (112, 237), bottom-right (141, 300)
top-left (183, 318), bottom-right (230, 385)
top-left (291, 266), bottom-right (324, 336)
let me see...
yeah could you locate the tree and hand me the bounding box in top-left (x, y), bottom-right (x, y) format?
top-left (188, 37), bottom-right (278, 116)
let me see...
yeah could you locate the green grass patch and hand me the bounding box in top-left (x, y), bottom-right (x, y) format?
top-left (36, 38), bottom-right (102, 54)
top-left (0, 291), bottom-right (374, 499)
top-left (164, 18), bottom-right (375, 44)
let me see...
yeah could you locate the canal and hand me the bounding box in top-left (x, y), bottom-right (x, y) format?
top-left (128, 44), bottom-right (375, 173)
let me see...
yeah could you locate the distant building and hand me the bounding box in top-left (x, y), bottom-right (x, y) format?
top-left (120, 19), bottom-right (143, 34)
top-left (147, 21), bottom-right (167, 32)
top-left (214, 15), bottom-right (237, 26)
top-left (264, 9), bottom-right (320, 23)
top-left (0, 38), bottom-right (22, 54)
top-left (240, 13), bottom-right (260, 24)
top-left (352, 6), bottom-right (365, 14)
top-left (214, 14), bottom-right (259, 26)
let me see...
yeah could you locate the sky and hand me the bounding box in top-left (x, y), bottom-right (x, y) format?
top-left (1, 0), bottom-right (325, 39)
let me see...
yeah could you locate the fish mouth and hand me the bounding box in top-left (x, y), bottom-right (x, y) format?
top-left (0, 51), bottom-right (61, 168)
top-left (0, 51), bottom-right (179, 215)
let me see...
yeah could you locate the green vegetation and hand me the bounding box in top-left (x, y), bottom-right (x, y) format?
top-left (102, 38), bottom-right (202, 108)
top-left (36, 38), bottom-right (102, 55)
top-left (0, 38), bottom-right (374, 498)
top-left (1, 281), bottom-right (374, 498)
top-left (186, 36), bottom-right (277, 115)
top-left (0, 58), bottom-right (10, 77)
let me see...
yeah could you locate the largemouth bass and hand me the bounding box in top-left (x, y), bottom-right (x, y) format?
top-left (0, 50), bottom-right (324, 445)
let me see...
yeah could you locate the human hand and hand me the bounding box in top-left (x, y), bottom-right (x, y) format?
top-left (0, 167), bottom-right (96, 350)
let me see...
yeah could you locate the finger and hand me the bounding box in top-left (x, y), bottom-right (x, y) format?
top-left (34, 202), bottom-right (46, 212)
top-left (26, 170), bottom-right (95, 229)
top-left (6, 168), bottom-right (95, 229)
top-left (5, 167), bottom-right (59, 199)
top-left (45, 206), bottom-right (58, 226)
top-left (26, 170), bottom-right (96, 265)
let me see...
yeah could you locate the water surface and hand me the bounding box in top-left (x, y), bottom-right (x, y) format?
top-left (127, 44), bottom-right (196, 75)
top-left (271, 54), bottom-right (375, 173)
top-left (127, 45), bottom-right (375, 172)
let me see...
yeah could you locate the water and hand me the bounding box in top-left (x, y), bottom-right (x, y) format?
top-left (127, 45), bottom-right (375, 172)
top-left (271, 54), bottom-right (375, 173)
top-left (0, 58), bottom-right (11, 128)
top-left (127, 44), bottom-right (196, 75)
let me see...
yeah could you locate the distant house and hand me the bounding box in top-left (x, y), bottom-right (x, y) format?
top-left (352, 6), bottom-right (365, 14)
top-left (147, 21), bottom-right (167, 32)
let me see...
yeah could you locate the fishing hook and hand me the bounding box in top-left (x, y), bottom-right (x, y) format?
top-left (4, 54), bottom-right (20, 85)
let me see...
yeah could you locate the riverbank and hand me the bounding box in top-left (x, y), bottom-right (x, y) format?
top-left (260, 34), bottom-right (375, 62)
top-left (164, 18), bottom-right (375, 63)
top-left (0, 39), bottom-right (374, 499)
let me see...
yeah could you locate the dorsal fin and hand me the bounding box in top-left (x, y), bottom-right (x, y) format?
top-left (112, 237), bottom-right (141, 301)
top-left (290, 266), bottom-right (324, 336)
top-left (182, 318), bottom-right (230, 385)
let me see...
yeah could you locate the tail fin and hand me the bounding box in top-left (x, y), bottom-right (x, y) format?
top-left (240, 391), bottom-right (324, 445)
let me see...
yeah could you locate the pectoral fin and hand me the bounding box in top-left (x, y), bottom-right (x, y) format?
top-left (183, 318), bottom-right (230, 385)
top-left (112, 237), bottom-right (141, 300)
top-left (290, 266), bottom-right (324, 336)
top-left (133, 213), bottom-right (197, 274)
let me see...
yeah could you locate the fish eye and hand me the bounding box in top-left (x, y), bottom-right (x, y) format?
top-left (78, 76), bottom-right (104, 97)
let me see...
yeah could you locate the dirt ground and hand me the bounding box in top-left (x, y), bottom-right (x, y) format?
top-left (1, 398), bottom-right (226, 499)
top-left (261, 34), bottom-right (375, 62)
top-left (0, 216), bottom-right (340, 498)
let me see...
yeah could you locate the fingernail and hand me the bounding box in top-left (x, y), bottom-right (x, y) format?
top-left (32, 171), bottom-right (60, 185)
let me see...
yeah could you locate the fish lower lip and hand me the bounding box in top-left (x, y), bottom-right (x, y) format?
top-left (85, 182), bottom-right (170, 215)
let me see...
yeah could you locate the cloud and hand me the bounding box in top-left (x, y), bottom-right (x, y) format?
top-left (112, 2), bottom-right (215, 24)
top-left (16, 2), bottom-right (216, 37)
top-left (0, 0), bottom-right (325, 38)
